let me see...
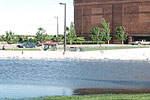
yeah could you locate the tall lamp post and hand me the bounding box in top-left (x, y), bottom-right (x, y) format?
top-left (60, 3), bottom-right (66, 55)
top-left (54, 16), bottom-right (59, 44)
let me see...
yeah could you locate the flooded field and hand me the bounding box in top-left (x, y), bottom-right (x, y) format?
top-left (0, 59), bottom-right (150, 99)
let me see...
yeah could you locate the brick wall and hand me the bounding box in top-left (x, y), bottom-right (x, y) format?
top-left (74, 0), bottom-right (150, 43)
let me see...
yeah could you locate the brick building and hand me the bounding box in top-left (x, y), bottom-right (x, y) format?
top-left (74, 0), bottom-right (150, 43)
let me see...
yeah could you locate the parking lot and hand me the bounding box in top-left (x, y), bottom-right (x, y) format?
top-left (0, 44), bottom-right (20, 50)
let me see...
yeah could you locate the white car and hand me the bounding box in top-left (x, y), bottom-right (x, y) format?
top-left (129, 41), bottom-right (141, 45)
top-left (129, 40), bottom-right (150, 45)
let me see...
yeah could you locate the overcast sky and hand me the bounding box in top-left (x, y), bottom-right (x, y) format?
top-left (0, 0), bottom-right (74, 35)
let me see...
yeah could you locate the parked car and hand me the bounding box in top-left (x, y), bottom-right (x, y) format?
top-left (17, 43), bottom-right (37, 48)
top-left (129, 40), bottom-right (150, 45)
top-left (140, 40), bottom-right (150, 45)
top-left (129, 41), bottom-right (141, 45)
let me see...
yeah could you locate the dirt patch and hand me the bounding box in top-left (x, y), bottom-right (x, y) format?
top-left (74, 88), bottom-right (150, 95)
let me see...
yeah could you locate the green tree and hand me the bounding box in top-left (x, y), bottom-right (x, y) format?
top-left (0, 35), bottom-right (6, 41)
top-left (101, 18), bottom-right (111, 44)
top-left (5, 31), bottom-right (15, 44)
top-left (22, 35), bottom-right (28, 43)
top-left (66, 22), bottom-right (77, 45)
top-left (51, 35), bottom-right (57, 42)
top-left (45, 35), bottom-right (53, 41)
top-left (116, 26), bottom-right (128, 44)
top-left (58, 34), bottom-right (64, 42)
top-left (35, 27), bottom-right (47, 43)
top-left (13, 35), bottom-right (20, 43)
top-left (51, 35), bottom-right (64, 42)
top-left (90, 27), bottom-right (103, 44)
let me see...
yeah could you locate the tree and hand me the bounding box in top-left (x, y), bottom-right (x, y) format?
top-left (66, 22), bottom-right (77, 45)
top-left (45, 35), bottom-right (53, 41)
top-left (116, 26), bottom-right (128, 44)
top-left (0, 35), bottom-right (6, 41)
top-left (101, 18), bottom-right (111, 44)
top-left (89, 27), bottom-right (103, 44)
top-left (58, 34), bottom-right (64, 42)
top-left (13, 35), bottom-right (20, 43)
top-left (51, 35), bottom-right (57, 42)
top-left (51, 34), bottom-right (64, 42)
top-left (22, 35), bottom-right (28, 43)
top-left (5, 31), bottom-right (15, 44)
top-left (35, 27), bottom-right (47, 43)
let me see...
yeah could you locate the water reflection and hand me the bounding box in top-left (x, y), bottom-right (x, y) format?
top-left (0, 84), bottom-right (72, 99)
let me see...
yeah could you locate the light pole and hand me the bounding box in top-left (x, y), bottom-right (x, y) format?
top-left (54, 16), bottom-right (59, 44)
top-left (60, 3), bottom-right (66, 55)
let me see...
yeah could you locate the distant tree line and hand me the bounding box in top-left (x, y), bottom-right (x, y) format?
top-left (0, 23), bottom-right (85, 44)
top-left (0, 28), bottom-right (64, 44)
top-left (0, 19), bottom-right (128, 45)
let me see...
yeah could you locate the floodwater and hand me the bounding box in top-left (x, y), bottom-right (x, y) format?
top-left (0, 59), bottom-right (150, 99)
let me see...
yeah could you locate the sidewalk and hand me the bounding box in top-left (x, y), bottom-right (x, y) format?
top-left (0, 48), bottom-right (150, 61)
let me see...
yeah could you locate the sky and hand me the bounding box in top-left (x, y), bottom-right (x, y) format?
top-left (0, 0), bottom-right (74, 35)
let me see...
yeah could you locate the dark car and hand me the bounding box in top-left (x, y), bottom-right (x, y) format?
top-left (17, 43), bottom-right (37, 48)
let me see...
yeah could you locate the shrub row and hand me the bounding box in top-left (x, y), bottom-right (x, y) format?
top-left (67, 41), bottom-right (105, 45)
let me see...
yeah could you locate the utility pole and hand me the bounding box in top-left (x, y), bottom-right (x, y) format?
top-left (54, 16), bottom-right (59, 44)
top-left (60, 3), bottom-right (66, 55)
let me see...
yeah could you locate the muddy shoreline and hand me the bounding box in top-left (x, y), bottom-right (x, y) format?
top-left (74, 88), bottom-right (150, 95)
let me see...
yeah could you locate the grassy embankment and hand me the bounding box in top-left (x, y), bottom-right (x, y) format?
top-left (16, 94), bottom-right (150, 100)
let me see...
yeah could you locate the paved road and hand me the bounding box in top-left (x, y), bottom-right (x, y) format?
top-left (0, 43), bottom-right (149, 50)
top-left (0, 44), bottom-right (20, 49)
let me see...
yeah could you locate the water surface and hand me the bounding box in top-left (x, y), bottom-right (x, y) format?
top-left (0, 59), bottom-right (150, 98)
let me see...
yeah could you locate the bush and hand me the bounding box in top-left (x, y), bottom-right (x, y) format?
top-left (67, 41), bottom-right (105, 45)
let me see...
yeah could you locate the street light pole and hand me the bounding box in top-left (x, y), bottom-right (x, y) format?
top-left (54, 16), bottom-right (59, 44)
top-left (60, 3), bottom-right (66, 55)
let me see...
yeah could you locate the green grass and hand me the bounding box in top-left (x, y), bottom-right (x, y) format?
top-left (84, 46), bottom-right (150, 51)
top-left (16, 94), bottom-right (150, 100)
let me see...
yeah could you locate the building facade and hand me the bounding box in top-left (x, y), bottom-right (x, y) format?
top-left (74, 0), bottom-right (150, 43)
